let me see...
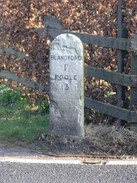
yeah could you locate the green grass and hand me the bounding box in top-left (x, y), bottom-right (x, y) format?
top-left (0, 85), bottom-right (49, 144)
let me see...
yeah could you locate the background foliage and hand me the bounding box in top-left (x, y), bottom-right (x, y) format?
top-left (0, 0), bottom-right (136, 123)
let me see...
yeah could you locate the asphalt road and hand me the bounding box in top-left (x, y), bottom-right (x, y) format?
top-left (0, 142), bottom-right (137, 183)
top-left (0, 161), bottom-right (137, 183)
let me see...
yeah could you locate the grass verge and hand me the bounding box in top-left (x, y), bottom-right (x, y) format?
top-left (0, 85), bottom-right (49, 144)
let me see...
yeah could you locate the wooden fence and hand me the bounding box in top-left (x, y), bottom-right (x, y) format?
top-left (0, 1), bottom-right (137, 128)
top-left (40, 16), bottom-right (137, 126)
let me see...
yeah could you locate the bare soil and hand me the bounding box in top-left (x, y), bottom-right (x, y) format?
top-left (1, 124), bottom-right (137, 159)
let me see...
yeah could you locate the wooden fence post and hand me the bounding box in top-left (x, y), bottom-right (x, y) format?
top-left (130, 34), bottom-right (137, 131)
top-left (117, 0), bottom-right (128, 125)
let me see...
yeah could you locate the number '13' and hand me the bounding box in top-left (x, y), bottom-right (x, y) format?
top-left (62, 83), bottom-right (69, 90)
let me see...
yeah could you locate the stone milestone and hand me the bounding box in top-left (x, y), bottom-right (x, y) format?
top-left (50, 33), bottom-right (84, 137)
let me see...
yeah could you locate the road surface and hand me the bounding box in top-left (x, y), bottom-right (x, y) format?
top-left (0, 142), bottom-right (137, 183)
top-left (0, 158), bottom-right (137, 183)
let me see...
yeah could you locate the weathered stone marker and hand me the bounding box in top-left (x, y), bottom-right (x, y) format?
top-left (50, 33), bottom-right (84, 137)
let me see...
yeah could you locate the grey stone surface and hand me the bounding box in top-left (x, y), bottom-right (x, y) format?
top-left (50, 33), bottom-right (84, 137)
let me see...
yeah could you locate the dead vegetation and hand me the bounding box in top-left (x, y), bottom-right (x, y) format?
top-left (85, 124), bottom-right (137, 156)
top-left (37, 124), bottom-right (137, 158)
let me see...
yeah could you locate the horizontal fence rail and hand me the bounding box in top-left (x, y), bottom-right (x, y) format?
top-left (0, 45), bottom-right (31, 61)
top-left (0, 70), bottom-right (49, 93)
top-left (85, 97), bottom-right (137, 122)
top-left (1, 70), bottom-right (137, 122)
top-left (85, 66), bottom-right (137, 87)
top-left (1, 66), bottom-right (137, 93)
top-left (35, 27), bottom-right (131, 51)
